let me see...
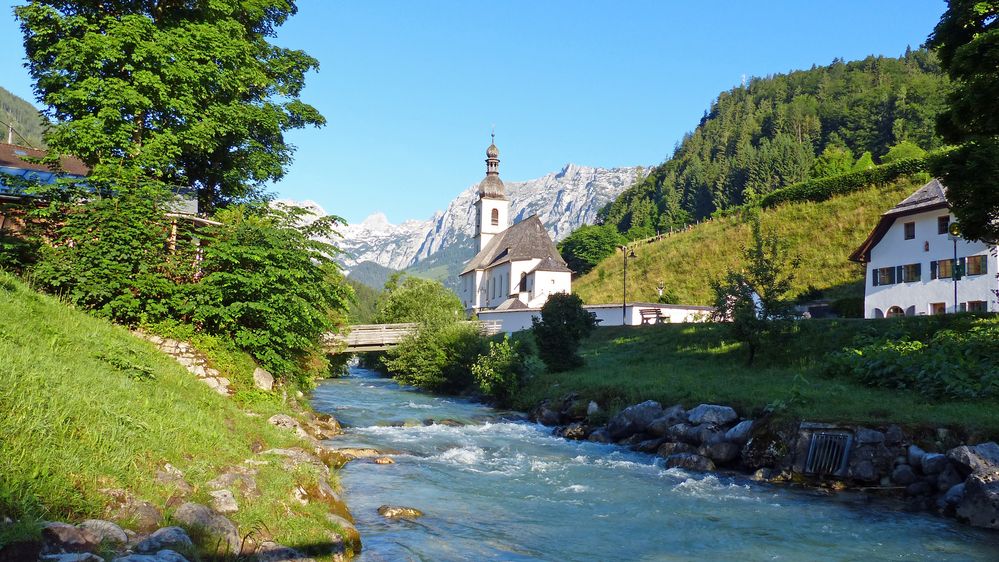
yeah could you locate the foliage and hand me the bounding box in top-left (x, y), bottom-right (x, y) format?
top-left (824, 318), bottom-right (999, 400)
top-left (711, 218), bottom-right (800, 364)
top-left (532, 293), bottom-right (597, 372)
top-left (0, 86), bottom-right (47, 148)
top-left (810, 145), bottom-right (854, 179)
top-left (601, 50), bottom-right (949, 238)
top-left (15, 0), bottom-right (324, 212)
top-left (757, 155), bottom-right (930, 208)
top-left (657, 288), bottom-right (681, 305)
top-left (927, 0), bottom-right (999, 242)
top-left (373, 273), bottom-right (464, 326)
top-left (882, 141), bottom-right (927, 163)
top-left (346, 278), bottom-right (380, 324)
top-left (192, 204), bottom-right (351, 384)
top-left (471, 336), bottom-right (539, 407)
top-left (558, 224), bottom-right (626, 276)
top-left (382, 321), bottom-right (486, 393)
top-left (28, 186), bottom-right (196, 326)
top-left (852, 151), bottom-right (875, 171)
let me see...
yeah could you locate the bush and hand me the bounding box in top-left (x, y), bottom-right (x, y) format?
top-left (823, 319), bottom-right (999, 400)
top-left (558, 224), bottom-right (626, 276)
top-left (374, 274), bottom-right (464, 327)
top-left (471, 336), bottom-right (540, 407)
top-left (532, 293), bottom-right (597, 372)
top-left (382, 322), bottom-right (486, 393)
top-left (882, 141), bottom-right (927, 164)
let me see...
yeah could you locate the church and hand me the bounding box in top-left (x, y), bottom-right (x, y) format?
top-left (458, 137), bottom-right (573, 315)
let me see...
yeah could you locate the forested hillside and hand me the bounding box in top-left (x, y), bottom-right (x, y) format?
top-left (600, 49), bottom-right (949, 239)
top-left (0, 87), bottom-right (46, 148)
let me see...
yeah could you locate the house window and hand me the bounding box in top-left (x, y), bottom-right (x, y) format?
top-left (886, 306), bottom-right (906, 318)
top-left (904, 222), bottom-right (915, 240)
top-left (937, 216), bottom-right (950, 235)
top-left (490, 208), bottom-right (499, 226)
top-left (967, 300), bottom-right (988, 313)
top-left (967, 255), bottom-right (988, 276)
top-left (901, 263), bottom-right (921, 283)
top-left (874, 266), bottom-right (896, 286)
top-left (931, 259), bottom-right (954, 279)
top-left (930, 302), bottom-right (946, 315)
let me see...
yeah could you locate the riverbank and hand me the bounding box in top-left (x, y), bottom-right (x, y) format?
top-left (0, 273), bottom-right (358, 561)
top-left (512, 319), bottom-right (999, 437)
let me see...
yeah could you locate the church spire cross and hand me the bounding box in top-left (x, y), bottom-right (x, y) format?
top-left (485, 129), bottom-right (500, 176)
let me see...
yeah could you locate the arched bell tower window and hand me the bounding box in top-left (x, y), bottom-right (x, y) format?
top-left (519, 273), bottom-right (527, 292)
top-left (491, 208), bottom-right (500, 226)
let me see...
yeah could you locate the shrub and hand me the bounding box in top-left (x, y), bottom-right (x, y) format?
top-left (558, 224), bottom-right (626, 276)
top-left (472, 337), bottom-right (531, 407)
top-left (532, 293), bottom-right (597, 372)
top-left (882, 141), bottom-right (927, 164)
top-left (382, 321), bottom-right (486, 393)
top-left (373, 274), bottom-right (464, 327)
top-left (823, 319), bottom-right (999, 400)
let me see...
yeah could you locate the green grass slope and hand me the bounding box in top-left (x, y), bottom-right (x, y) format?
top-left (0, 273), bottom-right (348, 557)
top-left (575, 176), bottom-right (923, 306)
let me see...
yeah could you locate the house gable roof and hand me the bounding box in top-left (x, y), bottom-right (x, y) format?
top-left (0, 143), bottom-right (89, 177)
top-left (849, 178), bottom-right (950, 263)
top-left (460, 215), bottom-right (569, 275)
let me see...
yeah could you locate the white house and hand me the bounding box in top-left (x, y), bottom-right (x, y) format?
top-left (850, 178), bottom-right (997, 318)
top-left (459, 137), bottom-right (573, 315)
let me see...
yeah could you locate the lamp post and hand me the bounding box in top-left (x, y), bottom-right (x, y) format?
top-left (620, 245), bottom-right (636, 325)
top-left (948, 222), bottom-right (963, 313)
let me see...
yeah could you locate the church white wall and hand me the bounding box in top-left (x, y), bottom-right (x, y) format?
top-left (480, 303), bottom-right (715, 334)
top-left (483, 262), bottom-right (513, 309)
top-left (865, 209), bottom-right (997, 317)
top-left (527, 270), bottom-right (571, 308)
top-left (475, 197), bottom-right (510, 251)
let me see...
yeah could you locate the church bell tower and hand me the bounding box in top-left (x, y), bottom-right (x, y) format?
top-left (474, 132), bottom-right (509, 251)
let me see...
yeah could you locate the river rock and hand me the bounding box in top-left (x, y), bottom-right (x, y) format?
top-left (309, 414), bottom-right (342, 439)
top-left (646, 405), bottom-right (687, 437)
top-left (635, 437), bottom-right (666, 453)
top-left (937, 463), bottom-right (964, 492)
top-left (956, 474), bottom-right (999, 529)
top-left (263, 448), bottom-right (330, 476)
top-left (884, 425), bottom-right (904, 446)
top-left (607, 400), bottom-right (663, 440)
top-left (373, 457), bottom-right (394, 465)
top-left (724, 420), bottom-right (754, 445)
top-left (921, 453), bottom-right (948, 475)
top-left (77, 519), bottom-right (127, 545)
top-left (40, 553), bottom-right (105, 562)
top-left (855, 428), bottom-right (885, 445)
top-left (113, 551), bottom-right (189, 562)
top-left (586, 401), bottom-right (600, 416)
top-left (907, 444), bottom-right (926, 467)
top-left (134, 527), bottom-right (193, 554)
top-left (850, 460), bottom-right (878, 482)
top-left (208, 467), bottom-right (259, 498)
top-left (891, 464), bottom-right (918, 486)
top-left (209, 490), bottom-right (239, 514)
top-left (172, 503), bottom-right (240, 554)
top-left (154, 464), bottom-right (192, 496)
top-left (699, 441), bottom-right (741, 465)
top-left (377, 505), bottom-right (424, 519)
top-left (268, 414), bottom-right (312, 440)
top-left (906, 480), bottom-right (933, 496)
top-left (253, 367), bottom-right (274, 391)
top-left (326, 514), bottom-right (362, 554)
top-left (664, 453), bottom-right (716, 472)
top-left (947, 442), bottom-right (999, 478)
top-left (943, 482), bottom-right (966, 507)
top-left (531, 401), bottom-right (561, 426)
top-left (656, 442), bottom-right (695, 457)
top-left (555, 422), bottom-right (590, 441)
top-left (587, 428), bottom-right (612, 443)
top-left (686, 404), bottom-right (737, 426)
top-left (42, 523), bottom-right (100, 553)
top-left (111, 499), bottom-right (162, 533)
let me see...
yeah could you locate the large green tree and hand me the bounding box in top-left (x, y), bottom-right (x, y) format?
top-left (928, 0), bottom-right (999, 242)
top-left (558, 224), bottom-right (626, 276)
top-left (16, 0), bottom-right (323, 212)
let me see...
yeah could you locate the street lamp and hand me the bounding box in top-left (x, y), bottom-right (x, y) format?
top-left (620, 245), bottom-right (636, 325)
top-left (948, 221), bottom-right (963, 312)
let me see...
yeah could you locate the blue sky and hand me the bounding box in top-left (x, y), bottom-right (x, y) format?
top-left (1, 1), bottom-right (946, 225)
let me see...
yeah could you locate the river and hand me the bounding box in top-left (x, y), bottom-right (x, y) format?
top-left (310, 367), bottom-right (999, 561)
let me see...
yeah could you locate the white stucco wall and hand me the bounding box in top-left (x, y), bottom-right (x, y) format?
top-left (527, 270), bottom-right (571, 308)
top-left (477, 309), bottom-right (540, 333)
top-left (481, 303), bottom-right (715, 334)
top-left (475, 197), bottom-right (510, 251)
top-left (865, 209), bottom-right (997, 317)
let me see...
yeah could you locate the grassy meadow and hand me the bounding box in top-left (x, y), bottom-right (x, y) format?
top-left (574, 177), bottom-right (925, 306)
top-left (0, 272), bottom-right (348, 558)
top-left (512, 318), bottom-right (999, 440)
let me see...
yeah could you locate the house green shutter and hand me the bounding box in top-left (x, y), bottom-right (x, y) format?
top-left (930, 260), bottom-right (937, 280)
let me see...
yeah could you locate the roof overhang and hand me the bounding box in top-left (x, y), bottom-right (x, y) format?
top-left (849, 201), bottom-right (949, 263)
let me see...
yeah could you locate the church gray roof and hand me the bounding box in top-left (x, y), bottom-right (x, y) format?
top-left (493, 297), bottom-right (530, 311)
top-left (461, 215), bottom-right (570, 274)
top-left (529, 255), bottom-right (572, 274)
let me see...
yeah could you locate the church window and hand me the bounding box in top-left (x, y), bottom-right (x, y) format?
top-left (519, 273), bottom-right (527, 292)
top-left (491, 208), bottom-right (499, 226)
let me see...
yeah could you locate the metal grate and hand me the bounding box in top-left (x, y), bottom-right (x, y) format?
top-left (804, 432), bottom-right (852, 477)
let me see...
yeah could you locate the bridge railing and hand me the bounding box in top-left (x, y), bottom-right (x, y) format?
top-left (325, 320), bottom-right (504, 353)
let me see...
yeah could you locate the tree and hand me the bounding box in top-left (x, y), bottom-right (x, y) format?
top-left (558, 225), bottom-right (626, 276)
top-left (373, 275), bottom-right (464, 327)
top-left (927, 0), bottom-right (999, 241)
top-left (532, 293), bottom-right (597, 372)
top-left (711, 218), bottom-right (800, 364)
top-left (16, 1), bottom-right (324, 212)
top-left (193, 203), bottom-right (351, 383)
top-left (852, 151), bottom-right (875, 171)
top-left (810, 145), bottom-right (854, 178)
top-left (881, 141), bottom-right (927, 163)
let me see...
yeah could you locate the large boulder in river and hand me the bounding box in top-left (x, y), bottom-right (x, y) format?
top-left (724, 420), bottom-right (754, 445)
top-left (645, 405), bottom-right (687, 437)
top-left (699, 442), bottom-right (741, 465)
top-left (947, 442), bottom-right (999, 478)
top-left (956, 474), bottom-right (999, 529)
top-left (664, 453), bottom-right (716, 472)
top-left (686, 404), bottom-right (738, 426)
top-left (607, 400), bottom-right (663, 440)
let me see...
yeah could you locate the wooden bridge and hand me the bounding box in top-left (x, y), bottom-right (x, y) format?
top-left (324, 321), bottom-right (503, 353)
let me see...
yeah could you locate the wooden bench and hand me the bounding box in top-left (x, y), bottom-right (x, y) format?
top-left (639, 308), bottom-right (669, 325)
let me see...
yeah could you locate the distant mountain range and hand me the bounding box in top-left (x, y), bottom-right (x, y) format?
top-left (283, 163), bottom-right (645, 290)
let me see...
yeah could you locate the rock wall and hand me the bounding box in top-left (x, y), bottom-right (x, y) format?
top-left (531, 394), bottom-right (999, 531)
